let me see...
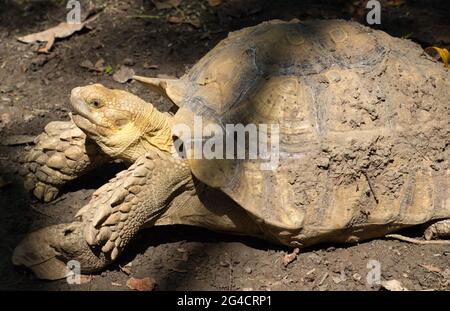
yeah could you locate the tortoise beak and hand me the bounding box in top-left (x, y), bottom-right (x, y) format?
top-left (70, 87), bottom-right (91, 119)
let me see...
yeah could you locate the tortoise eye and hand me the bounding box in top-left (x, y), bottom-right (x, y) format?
top-left (89, 99), bottom-right (103, 108)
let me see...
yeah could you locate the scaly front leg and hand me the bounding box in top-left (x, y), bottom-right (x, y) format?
top-left (19, 120), bottom-right (110, 202)
top-left (13, 151), bottom-right (192, 279)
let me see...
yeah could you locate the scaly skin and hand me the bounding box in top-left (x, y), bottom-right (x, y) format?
top-left (13, 151), bottom-right (193, 278)
top-left (19, 120), bottom-right (109, 202)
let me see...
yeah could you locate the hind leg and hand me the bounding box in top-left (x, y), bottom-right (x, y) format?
top-left (19, 120), bottom-right (110, 202)
top-left (425, 219), bottom-right (450, 240)
top-left (386, 219), bottom-right (450, 245)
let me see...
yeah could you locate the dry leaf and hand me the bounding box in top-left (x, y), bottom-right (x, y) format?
top-left (143, 63), bottom-right (159, 69)
top-left (126, 277), bottom-right (156, 291)
top-left (80, 59), bottom-right (95, 70)
top-left (1, 135), bottom-right (36, 146)
top-left (425, 46), bottom-right (449, 68)
top-left (187, 18), bottom-right (201, 29)
top-left (113, 65), bottom-right (135, 83)
top-left (152, 0), bottom-right (181, 10)
top-left (386, 0), bottom-right (406, 7)
top-left (79, 275), bottom-right (92, 284)
top-left (208, 0), bottom-right (222, 7)
top-left (420, 264), bottom-right (442, 274)
top-left (282, 248), bottom-right (300, 267)
top-left (381, 279), bottom-right (409, 291)
top-left (17, 20), bottom-right (91, 53)
top-left (94, 58), bottom-right (106, 71)
top-left (167, 16), bottom-right (201, 28)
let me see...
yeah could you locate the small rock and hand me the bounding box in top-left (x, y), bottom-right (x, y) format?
top-left (15, 81), bottom-right (25, 89)
top-left (332, 276), bottom-right (343, 284)
top-left (244, 267), bottom-right (252, 274)
top-left (113, 65), bottom-right (135, 83)
top-left (352, 273), bottom-right (362, 281)
top-left (381, 279), bottom-right (408, 291)
top-left (1, 113), bottom-right (11, 125)
top-left (23, 113), bottom-right (34, 122)
top-left (242, 287), bottom-right (253, 291)
top-left (1, 96), bottom-right (11, 102)
top-left (123, 58), bottom-right (135, 66)
top-left (219, 261), bottom-right (230, 267)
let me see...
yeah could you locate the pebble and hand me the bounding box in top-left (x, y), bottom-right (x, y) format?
top-left (23, 113), bottom-right (34, 122)
top-left (1, 112), bottom-right (11, 124)
top-left (123, 58), bottom-right (135, 66)
top-left (244, 267), bottom-right (252, 274)
top-left (352, 273), bottom-right (362, 281)
top-left (219, 261), bottom-right (229, 267)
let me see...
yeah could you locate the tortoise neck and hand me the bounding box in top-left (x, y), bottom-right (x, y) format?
top-left (118, 105), bottom-right (174, 163)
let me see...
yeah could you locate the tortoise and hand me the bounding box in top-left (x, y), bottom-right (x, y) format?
top-left (13, 19), bottom-right (450, 280)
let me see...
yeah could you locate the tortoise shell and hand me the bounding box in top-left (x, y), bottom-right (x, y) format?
top-left (154, 20), bottom-right (450, 244)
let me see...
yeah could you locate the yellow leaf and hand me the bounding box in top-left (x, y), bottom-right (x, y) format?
top-left (425, 46), bottom-right (449, 68)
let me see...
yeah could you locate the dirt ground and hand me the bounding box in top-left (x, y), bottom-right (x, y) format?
top-left (0, 0), bottom-right (449, 291)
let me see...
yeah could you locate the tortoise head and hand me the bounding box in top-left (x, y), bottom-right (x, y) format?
top-left (70, 84), bottom-right (173, 162)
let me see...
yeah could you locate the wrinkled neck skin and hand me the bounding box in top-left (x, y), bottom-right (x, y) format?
top-left (98, 104), bottom-right (174, 163)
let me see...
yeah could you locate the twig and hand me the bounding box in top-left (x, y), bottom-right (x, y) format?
top-left (362, 171), bottom-right (379, 204)
top-left (385, 234), bottom-right (450, 245)
top-left (127, 15), bottom-right (161, 19)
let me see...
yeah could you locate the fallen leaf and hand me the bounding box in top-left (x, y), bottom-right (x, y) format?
top-left (113, 65), bottom-right (135, 83)
top-left (143, 63), bottom-right (159, 69)
top-left (1, 135), bottom-right (36, 146)
top-left (208, 0), bottom-right (222, 7)
top-left (381, 279), bottom-right (409, 291)
top-left (95, 58), bottom-right (106, 71)
top-left (80, 59), bottom-right (95, 70)
top-left (167, 16), bottom-right (201, 28)
top-left (152, 0), bottom-right (181, 10)
top-left (420, 264), bottom-right (442, 274)
top-left (79, 275), bottom-right (92, 284)
top-left (17, 16), bottom-right (95, 53)
top-left (0, 176), bottom-right (11, 189)
top-left (283, 248), bottom-right (300, 267)
top-left (126, 277), bottom-right (156, 291)
top-left (386, 0), bottom-right (405, 7)
top-left (425, 46), bottom-right (449, 68)
top-left (187, 18), bottom-right (201, 29)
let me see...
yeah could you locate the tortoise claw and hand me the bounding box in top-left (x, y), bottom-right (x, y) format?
top-left (12, 224), bottom-right (72, 280)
